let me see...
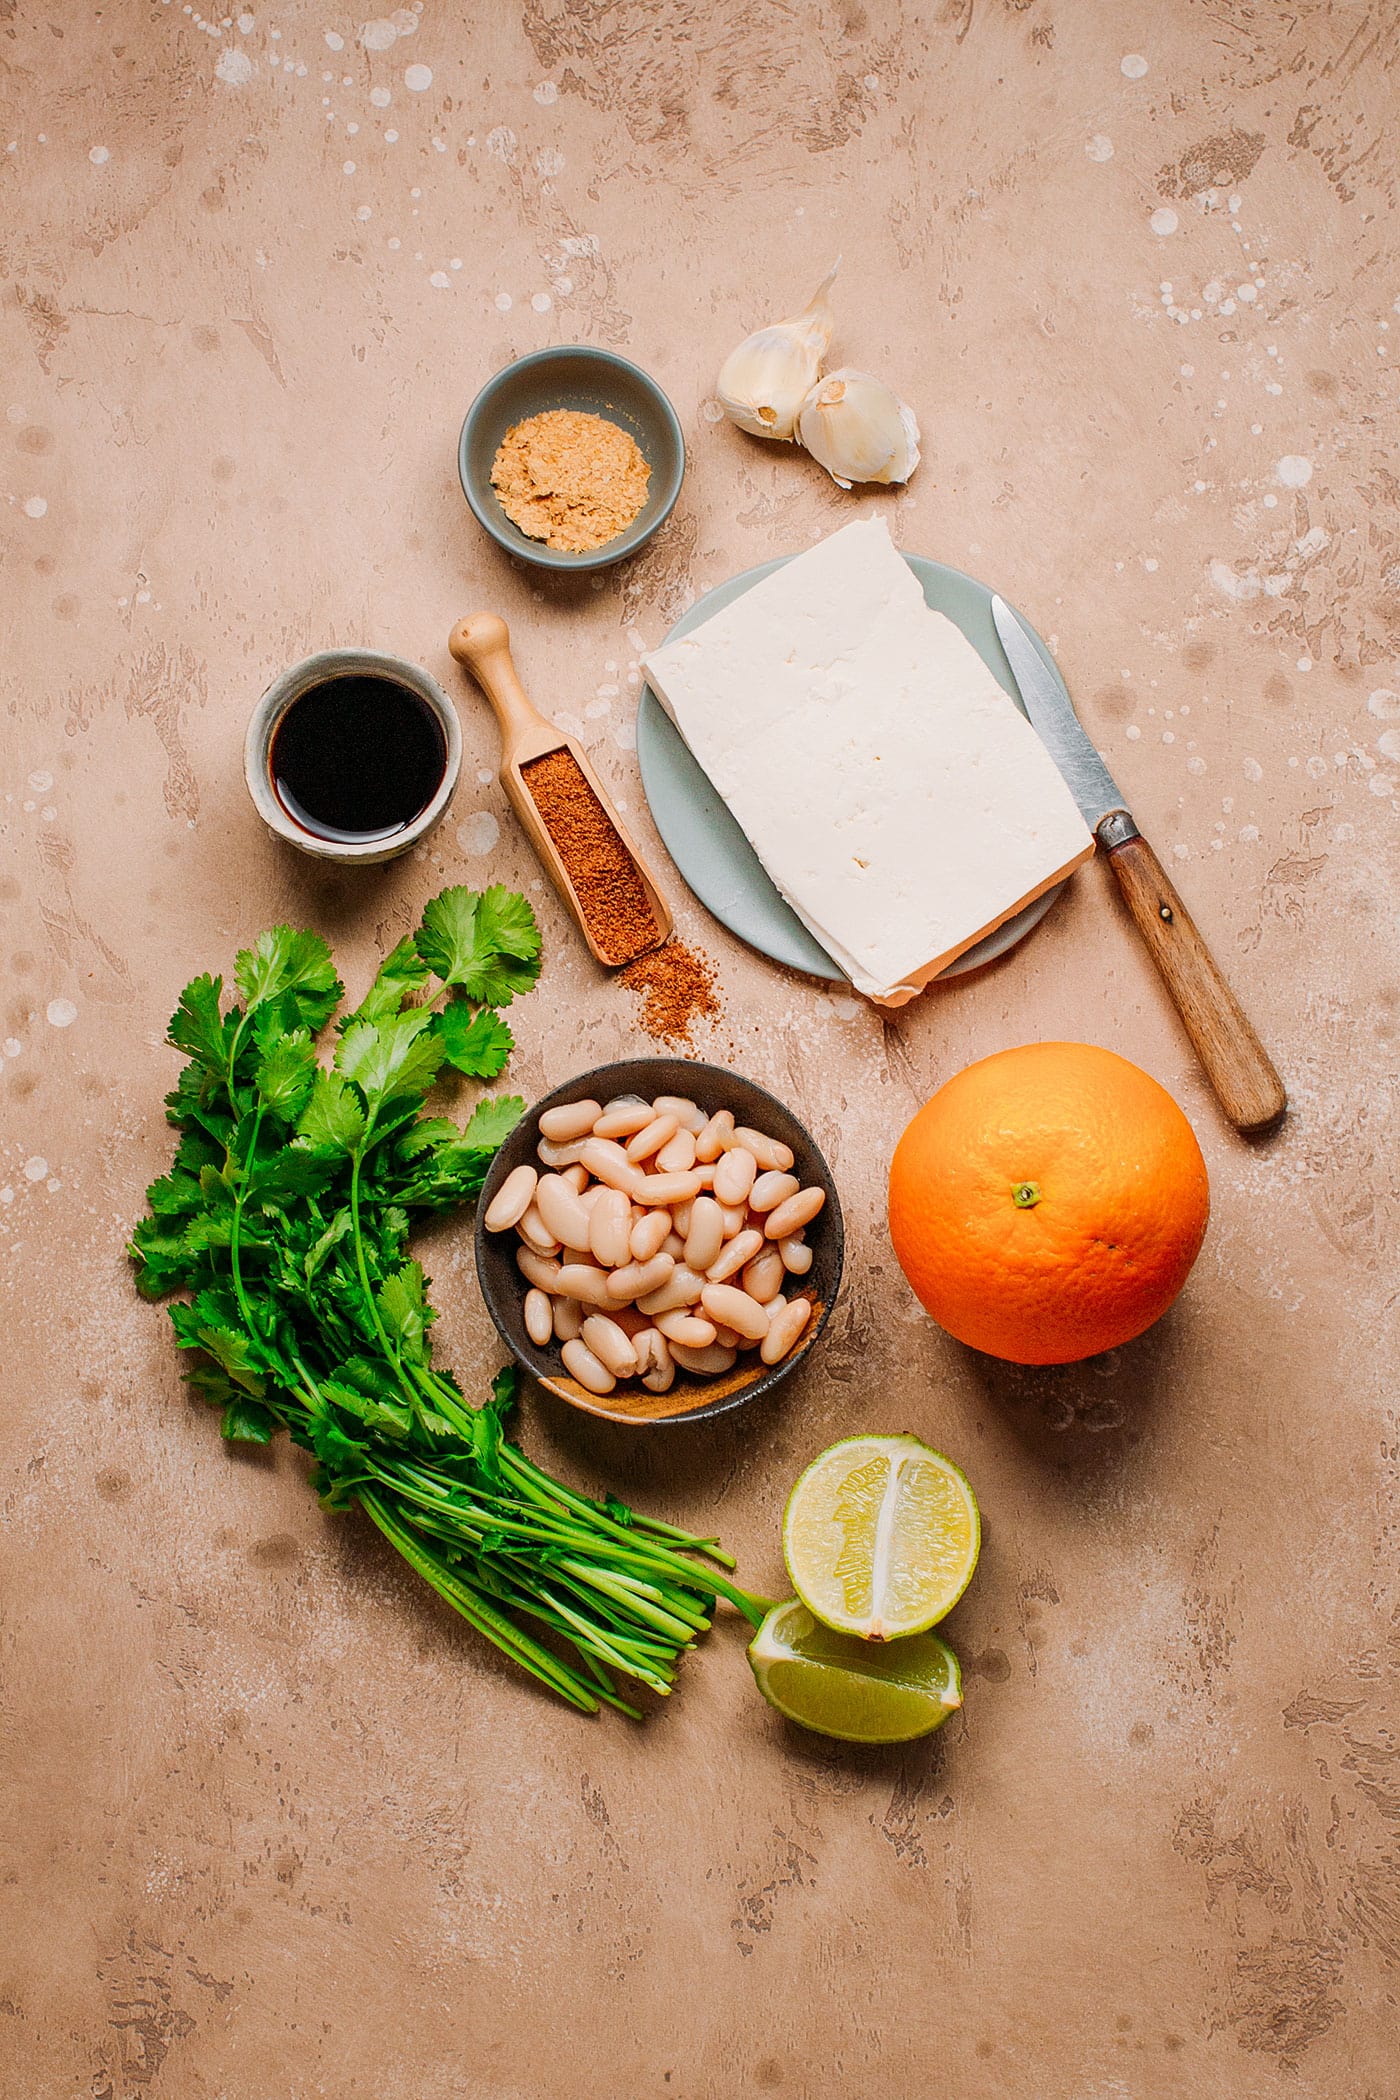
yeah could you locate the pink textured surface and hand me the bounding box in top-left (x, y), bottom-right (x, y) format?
top-left (2, 3), bottom-right (1396, 2093)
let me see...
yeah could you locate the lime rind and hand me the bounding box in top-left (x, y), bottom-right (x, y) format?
top-left (749, 1599), bottom-right (963, 1744)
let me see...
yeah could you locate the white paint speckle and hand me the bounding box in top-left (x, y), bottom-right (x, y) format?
top-left (1369, 773), bottom-right (1395, 797)
top-left (1125, 724), bottom-right (1141, 741)
top-left (1121, 53), bottom-right (1149, 79)
top-left (28, 770), bottom-right (52, 792)
top-left (22, 495), bottom-right (47, 518)
top-left (45, 998), bottom-right (77, 1028)
top-left (215, 46), bottom-right (254, 85)
top-left (384, 129), bottom-right (398, 142)
top-left (494, 291), bottom-right (513, 312)
top-left (485, 125), bottom-right (516, 162)
top-left (89, 144), bottom-right (110, 166)
top-left (455, 810), bottom-right (500, 857)
top-left (325, 29), bottom-right (344, 49)
top-left (23, 1156), bottom-right (48, 1182)
top-left (531, 291), bottom-right (552, 313)
top-left (1150, 207), bottom-right (1178, 237)
top-left (3, 1039), bottom-right (21, 1058)
top-left (237, 10), bottom-right (254, 27)
top-left (534, 146), bottom-right (564, 177)
top-left (370, 85), bottom-right (391, 106)
top-left (1377, 728), bottom-right (1400, 760)
top-left (1242, 756), bottom-right (1263, 783)
top-left (1275, 454), bottom-right (1313, 487)
top-left (361, 17), bottom-right (398, 50)
top-left (404, 61), bottom-right (432, 91)
top-left (343, 159), bottom-right (356, 174)
top-left (533, 80), bottom-right (558, 105)
top-left (1367, 687), bottom-right (1400, 719)
top-left (429, 269), bottom-right (450, 288)
top-left (0, 1188), bottom-right (11, 1206)
top-left (1171, 842), bottom-right (1189, 861)
top-left (1086, 134), bottom-right (1114, 162)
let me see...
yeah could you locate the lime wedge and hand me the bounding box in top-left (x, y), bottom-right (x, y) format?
top-left (782, 1433), bottom-right (980, 1639)
top-left (748, 1598), bottom-right (962, 1743)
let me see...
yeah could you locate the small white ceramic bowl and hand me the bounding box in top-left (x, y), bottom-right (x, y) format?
top-left (245, 648), bottom-right (462, 864)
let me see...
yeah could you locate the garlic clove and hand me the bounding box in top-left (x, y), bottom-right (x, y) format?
top-left (716, 261), bottom-right (840, 442)
top-left (796, 367), bottom-right (921, 488)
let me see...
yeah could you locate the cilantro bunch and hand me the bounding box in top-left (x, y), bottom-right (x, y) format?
top-left (129, 887), bottom-right (761, 1717)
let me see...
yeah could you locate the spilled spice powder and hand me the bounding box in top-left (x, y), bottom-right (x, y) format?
top-left (491, 409), bottom-right (650, 554)
top-left (620, 941), bottom-right (722, 1047)
top-left (520, 748), bottom-right (658, 967)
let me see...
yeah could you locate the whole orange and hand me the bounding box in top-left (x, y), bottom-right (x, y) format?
top-left (888, 1042), bottom-right (1209, 1365)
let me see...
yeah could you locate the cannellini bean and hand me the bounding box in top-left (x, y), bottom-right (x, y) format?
top-left (516, 1248), bottom-right (562, 1292)
top-left (652, 1094), bottom-right (705, 1132)
top-left (581, 1314), bottom-right (639, 1378)
top-left (661, 1230), bottom-right (687, 1261)
top-left (684, 1195), bottom-right (725, 1273)
top-left (760, 1295), bottom-right (813, 1365)
top-left (700, 1283), bottom-right (770, 1341)
top-left (712, 1146), bottom-right (758, 1206)
top-left (517, 1205), bottom-right (561, 1255)
top-left (654, 1309), bottom-right (718, 1348)
top-left (625, 1114), bottom-right (679, 1163)
top-left (671, 1199), bottom-right (694, 1237)
top-left (562, 1162), bottom-right (590, 1194)
top-left (552, 1293), bottom-right (583, 1341)
top-left (709, 1323), bottom-right (742, 1350)
top-left (606, 1253), bottom-right (675, 1303)
top-left (591, 1101), bottom-right (655, 1139)
top-left (636, 1265), bottom-right (706, 1315)
top-left (535, 1174), bottom-right (593, 1252)
top-left (538, 1098), bottom-right (602, 1143)
top-left (764, 1187), bottom-right (826, 1240)
top-left (553, 1263), bottom-right (616, 1306)
top-left (633, 1169), bottom-right (706, 1207)
top-left (629, 1210), bottom-right (673, 1262)
top-left (561, 1338), bottom-right (616, 1396)
top-left (588, 1187), bottom-right (634, 1268)
top-left (779, 1234), bottom-right (813, 1276)
top-left (536, 1136), bottom-right (586, 1169)
top-left (733, 1126), bottom-right (795, 1173)
top-left (639, 1333), bottom-right (676, 1394)
top-left (694, 1109), bottom-right (734, 1163)
top-left (749, 1170), bottom-right (800, 1214)
top-left (706, 1227), bottom-right (764, 1283)
top-left (656, 1127), bottom-right (698, 1174)
top-left (671, 1341), bottom-right (737, 1376)
top-left (578, 1139), bottom-right (643, 1196)
top-left (719, 1201), bottom-right (748, 1238)
top-left (742, 1246), bottom-right (786, 1303)
top-left (524, 1288), bottom-right (554, 1346)
top-left (692, 1163), bottom-right (715, 1189)
top-left (484, 1164), bottom-right (538, 1233)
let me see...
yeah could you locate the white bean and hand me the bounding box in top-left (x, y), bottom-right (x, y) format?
top-left (535, 1174), bottom-right (593, 1252)
top-left (652, 1094), bottom-right (706, 1133)
top-left (484, 1164), bottom-right (537, 1233)
top-left (588, 1187), bottom-right (634, 1268)
top-left (516, 1248), bottom-right (562, 1292)
top-left (633, 1169), bottom-right (705, 1207)
top-left (538, 1098), bottom-right (602, 1143)
top-left (719, 1201), bottom-right (748, 1238)
top-left (700, 1282), bottom-right (770, 1341)
top-left (629, 1210), bottom-right (672, 1262)
top-left (671, 1199), bottom-right (694, 1237)
top-left (552, 1293), bottom-right (583, 1341)
top-left (561, 1338), bottom-right (616, 1396)
top-left (536, 1136), bottom-right (586, 1169)
top-left (656, 1127), bottom-right (698, 1174)
top-left (639, 1332), bottom-right (676, 1394)
top-left (733, 1126), bottom-right (794, 1173)
top-left (636, 1266), bottom-right (705, 1315)
top-left (749, 1170), bottom-right (800, 1214)
top-left (671, 1341), bottom-right (737, 1376)
top-left (761, 1295), bottom-right (813, 1365)
top-left (706, 1227), bottom-right (764, 1283)
top-left (654, 1309), bottom-right (718, 1348)
top-left (516, 1205), bottom-right (561, 1255)
top-left (581, 1314), bottom-right (639, 1379)
top-left (524, 1288), bottom-right (554, 1346)
top-left (694, 1109), bottom-right (734, 1163)
top-left (742, 1246), bottom-right (786, 1304)
top-left (661, 1230), bottom-right (687, 1261)
top-left (683, 1195), bottom-right (725, 1273)
top-left (578, 1139), bottom-right (643, 1196)
top-left (779, 1233), bottom-right (813, 1276)
top-left (709, 1323), bottom-right (742, 1350)
top-left (625, 1114), bottom-right (679, 1163)
top-left (713, 1146), bottom-right (758, 1206)
top-left (606, 1253), bottom-right (675, 1304)
top-left (591, 1102), bottom-right (655, 1139)
top-left (764, 1187), bottom-right (826, 1240)
top-left (562, 1162), bottom-right (590, 1194)
top-left (553, 1263), bottom-right (615, 1307)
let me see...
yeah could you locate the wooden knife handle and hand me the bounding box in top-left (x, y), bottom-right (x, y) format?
top-left (1103, 827), bottom-right (1287, 1135)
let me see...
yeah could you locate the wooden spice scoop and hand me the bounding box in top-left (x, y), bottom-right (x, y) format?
top-left (448, 612), bottom-right (673, 968)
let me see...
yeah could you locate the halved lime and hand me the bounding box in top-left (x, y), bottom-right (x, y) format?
top-left (749, 1598), bottom-right (962, 1743)
top-left (782, 1433), bottom-right (980, 1639)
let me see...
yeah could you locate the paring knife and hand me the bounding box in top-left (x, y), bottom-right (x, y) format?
top-left (991, 596), bottom-right (1286, 1136)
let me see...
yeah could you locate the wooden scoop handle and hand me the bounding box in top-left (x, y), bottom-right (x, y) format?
top-left (449, 613), bottom-right (559, 761)
top-left (1103, 825), bottom-right (1287, 1136)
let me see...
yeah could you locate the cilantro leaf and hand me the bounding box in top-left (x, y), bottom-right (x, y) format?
top-left (167, 974), bottom-right (230, 1071)
top-left (222, 1397), bottom-right (277, 1442)
top-left (377, 1261), bottom-right (433, 1364)
top-left (297, 1070), bottom-right (367, 1154)
top-left (336, 1008), bottom-right (444, 1121)
top-left (346, 935), bottom-right (432, 1029)
top-left (234, 926), bottom-right (341, 1030)
top-left (460, 1095), bottom-right (527, 1152)
top-left (255, 1028), bottom-right (318, 1123)
top-left (437, 1002), bottom-right (514, 1079)
top-left (415, 886), bottom-right (542, 1008)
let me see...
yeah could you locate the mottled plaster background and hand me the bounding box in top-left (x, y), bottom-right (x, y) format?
top-left (2, 2), bottom-right (1398, 2095)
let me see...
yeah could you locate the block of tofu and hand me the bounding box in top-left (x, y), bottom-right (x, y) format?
top-left (641, 517), bottom-right (1095, 1006)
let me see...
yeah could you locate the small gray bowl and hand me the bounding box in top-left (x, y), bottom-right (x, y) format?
top-left (475, 1058), bottom-right (844, 1426)
top-left (245, 648), bottom-right (461, 865)
top-left (458, 346), bottom-right (685, 572)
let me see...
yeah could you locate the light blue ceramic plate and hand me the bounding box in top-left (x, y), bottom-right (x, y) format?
top-left (636, 551), bottom-right (1076, 983)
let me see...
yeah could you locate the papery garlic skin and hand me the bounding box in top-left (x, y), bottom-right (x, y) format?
top-left (796, 368), bottom-right (921, 488)
top-left (716, 262), bottom-right (840, 441)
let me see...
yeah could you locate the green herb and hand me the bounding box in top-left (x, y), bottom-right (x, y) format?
top-left (130, 888), bottom-right (763, 1717)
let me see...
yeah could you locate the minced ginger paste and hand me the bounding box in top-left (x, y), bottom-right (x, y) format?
top-left (491, 408), bottom-right (650, 554)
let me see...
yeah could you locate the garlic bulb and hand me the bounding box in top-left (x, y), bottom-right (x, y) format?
top-left (796, 368), bottom-right (921, 489)
top-left (716, 262), bottom-right (840, 442)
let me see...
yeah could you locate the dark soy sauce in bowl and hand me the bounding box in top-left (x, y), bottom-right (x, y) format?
top-left (270, 674), bottom-right (448, 843)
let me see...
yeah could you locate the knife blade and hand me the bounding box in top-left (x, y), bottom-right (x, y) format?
top-left (990, 594), bottom-right (1287, 1137)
